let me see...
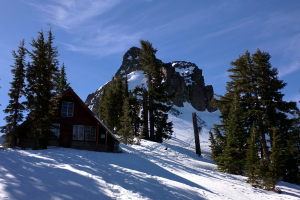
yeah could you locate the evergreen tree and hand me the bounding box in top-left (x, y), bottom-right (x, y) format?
top-left (283, 108), bottom-right (300, 184)
top-left (216, 96), bottom-right (247, 174)
top-left (99, 76), bottom-right (142, 144)
top-left (245, 125), bottom-right (260, 186)
top-left (140, 40), bottom-right (156, 140)
top-left (263, 128), bottom-right (281, 191)
top-left (99, 76), bottom-right (125, 132)
top-left (119, 95), bottom-right (134, 145)
top-left (47, 29), bottom-right (60, 94)
top-left (57, 63), bottom-right (70, 94)
top-left (26, 30), bottom-right (60, 149)
top-left (139, 40), bottom-right (173, 142)
top-left (209, 126), bottom-right (225, 160)
top-left (99, 84), bottom-right (115, 130)
top-left (2, 40), bottom-right (26, 147)
top-left (129, 88), bottom-right (142, 138)
top-left (212, 49), bottom-right (299, 188)
top-left (140, 88), bottom-right (149, 139)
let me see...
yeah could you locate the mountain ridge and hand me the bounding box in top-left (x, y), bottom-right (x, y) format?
top-left (85, 47), bottom-right (216, 113)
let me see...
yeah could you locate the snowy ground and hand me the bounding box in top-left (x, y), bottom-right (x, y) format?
top-left (0, 105), bottom-right (299, 200)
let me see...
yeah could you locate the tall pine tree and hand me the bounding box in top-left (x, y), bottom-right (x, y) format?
top-left (129, 87), bottom-right (143, 139)
top-left (2, 40), bottom-right (26, 147)
top-left (99, 76), bottom-right (125, 132)
top-left (119, 80), bottom-right (134, 144)
top-left (26, 30), bottom-right (60, 149)
top-left (211, 49), bottom-right (299, 189)
top-left (216, 96), bottom-right (247, 174)
top-left (245, 125), bottom-right (260, 186)
top-left (140, 40), bottom-right (156, 140)
top-left (139, 40), bottom-right (173, 142)
top-left (56, 63), bottom-right (70, 94)
top-left (140, 88), bottom-right (149, 139)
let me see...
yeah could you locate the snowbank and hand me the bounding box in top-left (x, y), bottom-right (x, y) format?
top-left (0, 99), bottom-right (298, 200)
top-left (0, 141), bottom-right (299, 200)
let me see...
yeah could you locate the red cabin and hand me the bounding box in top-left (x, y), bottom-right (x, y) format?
top-left (18, 88), bottom-right (120, 152)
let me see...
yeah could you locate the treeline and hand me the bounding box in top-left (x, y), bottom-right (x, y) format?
top-left (1, 30), bottom-right (69, 149)
top-left (99, 41), bottom-right (173, 144)
top-left (209, 50), bottom-right (300, 190)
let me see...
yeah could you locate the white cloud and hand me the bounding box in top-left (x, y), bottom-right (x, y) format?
top-left (63, 25), bottom-right (142, 56)
top-left (278, 61), bottom-right (300, 77)
top-left (33, 0), bottom-right (121, 29)
top-left (28, 0), bottom-right (144, 56)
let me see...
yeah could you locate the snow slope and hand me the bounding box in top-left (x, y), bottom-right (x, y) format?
top-left (0, 107), bottom-right (299, 200)
top-left (127, 70), bottom-right (147, 91)
top-left (1, 71), bottom-right (299, 199)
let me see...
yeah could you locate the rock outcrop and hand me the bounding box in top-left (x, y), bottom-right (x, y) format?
top-left (86, 47), bottom-right (216, 113)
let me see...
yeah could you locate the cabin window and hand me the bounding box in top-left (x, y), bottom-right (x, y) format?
top-left (51, 123), bottom-right (60, 138)
top-left (61, 101), bottom-right (74, 117)
top-left (85, 126), bottom-right (96, 141)
top-left (72, 125), bottom-right (96, 141)
top-left (73, 125), bottom-right (84, 141)
top-left (100, 132), bottom-right (106, 139)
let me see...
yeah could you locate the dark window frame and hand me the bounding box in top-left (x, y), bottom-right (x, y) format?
top-left (72, 125), bottom-right (96, 142)
top-left (61, 101), bottom-right (74, 117)
top-left (50, 123), bottom-right (60, 138)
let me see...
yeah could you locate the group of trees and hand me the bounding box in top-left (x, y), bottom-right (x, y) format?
top-left (99, 40), bottom-right (173, 144)
top-left (2, 31), bottom-right (298, 190)
top-left (210, 50), bottom-right (300, 190)
top-left (2, 30), bottom-right (69, 149)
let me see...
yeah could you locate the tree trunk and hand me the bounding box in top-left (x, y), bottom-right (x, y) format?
top-left (142, 91), bottom-right (149, 139)
top-left (192, 113), bottom-right (201, 156)
top-left (149, 94), bottom-right (155, 141)
top-left (260, 131), bottom-right (270, 161)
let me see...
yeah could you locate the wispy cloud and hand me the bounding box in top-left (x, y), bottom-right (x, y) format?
top-left (278, 61), bottom-right (300, 77)
top-left (31, 0), bottom-right (121, 29)
top-left (63, 25), bottom-right (142, 56)
top-left (201, 18), bottom-right (255, 40)
top-left (28, 0), bottom-right (143, 56)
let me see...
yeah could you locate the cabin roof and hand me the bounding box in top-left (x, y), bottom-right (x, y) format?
top-left (61, 88), bottom-right (119, 142)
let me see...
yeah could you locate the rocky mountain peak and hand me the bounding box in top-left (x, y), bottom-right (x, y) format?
top-left (86, 47), bottom-right (216, 113)
top-left (168, 61), bottom-right (204, 86)
top-left (115, 47), bottom-right (142, 76)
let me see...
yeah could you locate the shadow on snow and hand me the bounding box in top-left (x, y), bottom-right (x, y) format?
top-left (0, 146), bottom-right (211, 200)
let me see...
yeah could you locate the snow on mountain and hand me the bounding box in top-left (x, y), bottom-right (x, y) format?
top-left (86, 47), bottom-right (215, 113)
top-left (87, 82), bottom-right (109, 111)
top-left (171, 61), bottom-right (196, 86)
top-left (127, 70), bottom-right (147, 91)
top-left (168, 102), bottom-right (220, 157)
top-left (97, 82), bottom-right (109, 92)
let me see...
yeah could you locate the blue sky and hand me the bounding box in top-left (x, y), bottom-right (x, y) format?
top-left (0, 0), bottom-right (300, 129)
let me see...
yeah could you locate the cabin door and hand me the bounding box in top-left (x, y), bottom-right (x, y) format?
top-left (59, 124), bottom-right (72, 147)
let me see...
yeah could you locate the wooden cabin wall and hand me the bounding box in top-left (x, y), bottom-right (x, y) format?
top-left (16, 89), bottom-right (120, 152)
